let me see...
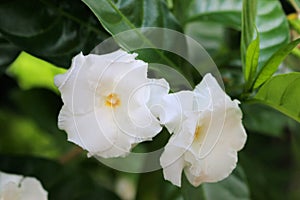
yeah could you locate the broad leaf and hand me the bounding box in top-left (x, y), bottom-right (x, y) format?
top-left (0, 0), bottom-right (108, 67)
top-left (174, 0), bottom-right (290, 73)
top-left (6, 52), bottom-right (66, 93)
top-left (255, 0), bottom-right (290, 69)
top-left (173, 0), bottom-right (242, 29)
top-left (82, 0), bottom-right (181, 34)
top-left (254, 73), bottom-right (300, 123)
top-left (253, 38), bottom-right (300, 89)
top-left (181, 166), bottom-right (250, 200)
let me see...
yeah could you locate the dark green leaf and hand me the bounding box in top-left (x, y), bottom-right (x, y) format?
top-left (181, 166), bottom-right (250, 200)
top-left (0, 0), bottom-right (109, 67)
top-left (0, 155), bottom-right (120, 200)
top-left (0, 34), bottom-right (20, 74)
top-left (242, 103), bottom-right (293, 137)
top-left (253, 38), bottom-right (300, 89)
top-left (254, 72), bottom-right (300, 123)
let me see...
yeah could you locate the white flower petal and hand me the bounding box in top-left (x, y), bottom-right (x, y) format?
top-left (1, 182), bottom-right (20, 200)
top-left (160, 73), bottom-right (247, 187)
top-left (194, 73), bottom-right (228, 111)
top-left (161, 91), bottom-right (194, 133)
top-left (0, 172), bottom-right (47, 200)
top-left (21, 178), bottom-right (48, 200)
top-left (0, 172), bottom-right (23, 189)
top-left (58, 105), bottom-right (118, 154)
top-left (147, 78), bottom-right (170, 118)
top-left (160, 145), bottom-right (185, 187)
top-left (56, 49), bottom-right (165, 158)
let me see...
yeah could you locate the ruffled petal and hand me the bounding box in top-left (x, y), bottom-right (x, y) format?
top-left (58, 105), bottom-right (118, 155)
top-left (160, 145), bottom-right (186, 187)
top-left (147, 78), bottom-right (170, 119)
top-left (161, 91), bottom-right (194, 133)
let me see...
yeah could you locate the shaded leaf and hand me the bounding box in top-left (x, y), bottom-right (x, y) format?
top-left (0, 34), bottom-right (20, 74)
top-left (0, 155), bottom-right (120, 200)
top-left (254, 72), bottom-right (300, 123)
top-left (0, 0), bottom-right (108, 67)
top-left (181, 166), bottom-right (249, 200)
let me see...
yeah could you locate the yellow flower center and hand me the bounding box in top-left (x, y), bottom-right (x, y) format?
top-left (194, 125), bottom-right (205, 142)
top-left (105, 93), bottom-right (121, 108)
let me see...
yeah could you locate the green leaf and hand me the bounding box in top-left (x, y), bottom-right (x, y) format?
top-left (253, 38), bottom-right (300, 89)
top-left (6, 51), bottom-right (66, 93)
top-left (181, 166), bottom-right (250, 200)
top-left (244, 29), bottom-right (259, 85)
top-left (241, 0), bottom-right (257, 79)
top-left (82, 0), bottom-right (181, 34)
top-left (0, 33), bottom-right (20, 74)
top-left (174, 0), bottom-right (289, 72)
top-left (173, 0), bottom-right (243, 30)
top-left (254, 72), bottom-right (300, 123)
top-left (0, 0), bottom-right (108, 67)
top-left (255, 0), bottom-right (290, 69)
top-left (242, 103), bottom-right (293, 137)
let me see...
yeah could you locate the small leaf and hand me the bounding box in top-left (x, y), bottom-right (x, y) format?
top-left (6, 52), bottom-right (66, 93)
top-left (254, 72), bottom-right (300, 123)
top-left (244, 28), bottom-right (259, 86)
top-left (241, 0), bottom-right (257, 71)
top-left (253, 38), bottom-right (300, 89)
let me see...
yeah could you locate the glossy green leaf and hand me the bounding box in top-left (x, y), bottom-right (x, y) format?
top-left (173, 0), bottom-right (242, 29)
top-left (82, 0), bottom-right (197, 84)
top-left (256, 0), bottom-right (290, 69)
top-left (244, 29), bottom-right (259, 85)
top-left (181, 166), bottom-right (250, 200)
top-left (82, 0), bottom-right (181, 34)
top-left (0, 0), bottom-right (108, 67)
top-left (6, 51), bottom-right (66, 93)
top-left (253, 38), bottom-right (300, 89)
top-left (254, 73), bottom-right (300, 123)
top-left (174, 0), bottom-right (290, 73)
top-left (241, 0), bottom-right (257, 80)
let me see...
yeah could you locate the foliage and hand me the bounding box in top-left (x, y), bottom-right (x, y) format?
top-left (1, 0), bottom-right (300, 199)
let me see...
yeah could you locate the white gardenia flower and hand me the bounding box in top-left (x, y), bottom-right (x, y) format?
top-left (55, 49), bottom-right (169, 158)
top-left (0, 171), bottom-right (48, 200)
top-left (160, 73), bottom-right (247, 187)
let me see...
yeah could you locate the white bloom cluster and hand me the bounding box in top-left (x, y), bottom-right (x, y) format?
top-left (55, 49), bottom-right (247, 187)
top-left (0, 171), bottom-right (48, 200)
